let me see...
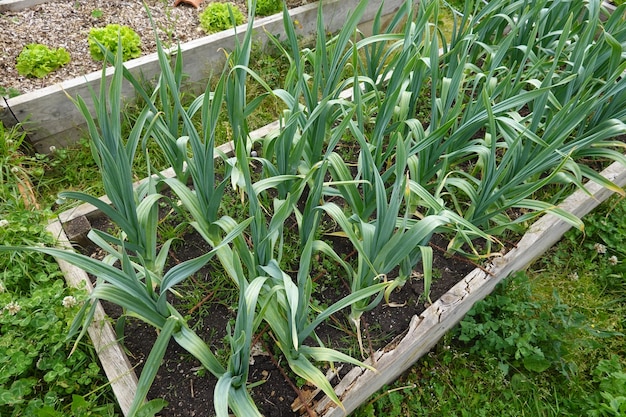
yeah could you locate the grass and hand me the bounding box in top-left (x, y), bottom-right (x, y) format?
top-left (354, 196), bottom-right (626, 417)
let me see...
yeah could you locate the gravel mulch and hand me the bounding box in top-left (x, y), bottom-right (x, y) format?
top-left (0, 0), bottom-right (303, 95)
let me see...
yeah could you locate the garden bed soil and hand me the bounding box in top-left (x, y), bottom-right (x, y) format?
top-left (80, 211), bottom-right (479, 417)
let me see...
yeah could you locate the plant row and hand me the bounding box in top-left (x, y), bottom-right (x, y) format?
top-left (15, 0), bottom-right (282, 78)
top-left (3, 0), bottom-right (626, 415)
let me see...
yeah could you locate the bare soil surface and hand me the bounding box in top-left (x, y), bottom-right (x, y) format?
top-left (0, 0), bottom-right (304, 95)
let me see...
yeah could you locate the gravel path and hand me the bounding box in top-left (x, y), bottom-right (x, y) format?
top-left (0, 0), bottom-right (302, 95)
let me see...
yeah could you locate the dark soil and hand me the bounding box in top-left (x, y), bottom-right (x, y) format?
top-left (72, 136), bottom-right (626, 417)
top-left (80, 213), bottom-right (480, 417)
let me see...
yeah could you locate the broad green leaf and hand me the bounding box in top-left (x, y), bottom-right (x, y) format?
top-left (286, 354), bottom-right (344, 410)
top-left (214, 372), bottom-right (233, 417)
top-left (523, 355), bottom-right (551, 373)
top-left (173, 325), bottom-right (225, 377)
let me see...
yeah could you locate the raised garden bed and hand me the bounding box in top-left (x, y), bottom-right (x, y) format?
top-left (5, 0), bottom-right (626, 415)
top-left (47, 158), bottom-right (626, 416)
top-left (0, 0), bottom-right (405, 153)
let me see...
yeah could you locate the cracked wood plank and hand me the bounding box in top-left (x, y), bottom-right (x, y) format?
top-left (46, 221), bottom-right (138, 417)
top-left (315, 160), bottom-right (626, 417)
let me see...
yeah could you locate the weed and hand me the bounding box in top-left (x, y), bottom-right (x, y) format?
top-left (0, 209), bottom-right (116, 416)
top-left (156, 0), bottom-right (180, 48)
top-left (455, 273), bottom-right (575, 374)
top-left (0, 85), bottom-right (21, 98)
top-left (587, 355), bottom-right (626, 416)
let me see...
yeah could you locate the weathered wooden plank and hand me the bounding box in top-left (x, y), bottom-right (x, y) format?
top-left (46, 221), bottom-right (138, 417)
top-left (0, 0), bottom-right (47, 12)
top-left (1, 0), bottom-right (409, 153)
top-left (315, 160), bottom-right (626, 417)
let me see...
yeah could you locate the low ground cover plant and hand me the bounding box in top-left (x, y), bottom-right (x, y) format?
top-left (1, 0), bottom-right (625, 415)
top-left (255, 0), bottom-right (282, 16)
top-left (15, 43), bottom-right (70, 78)
top-left (0, 124), bottom-right (117, 416)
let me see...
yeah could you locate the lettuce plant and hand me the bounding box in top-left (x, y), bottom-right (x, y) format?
top-left (255, 0), bottom-right (282, 16)
top-left (15, 43), bottom-right (70, 78)
top-left (199, 2), bottom-right (245, 34)
top-left (88, 24), bottom-right (142, 62)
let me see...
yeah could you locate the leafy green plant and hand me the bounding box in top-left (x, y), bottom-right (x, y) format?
top-left (0, 208), bottom-right (115, 416)
top-left (199, 2), bottom-right (245, 34)
top-left (588, 355), bottom-right (626, 417)
top-left (455, 272), bottom-right (585, 375)
top-left (88, 24), bottom-right (142, 62)
top-left (0, 85), bottom-right (21, 98)
top-left (15, 43), bottom-right (70, 78)
top-left (255, 0), bottom-right (282, 16)
top-left (0, 122), bottom-right (54, 209)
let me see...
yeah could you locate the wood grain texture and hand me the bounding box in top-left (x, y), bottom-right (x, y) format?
top-left (0, 0), bottom-right (47, 12)
top-left (46, 220), bottom-right (138, 417)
